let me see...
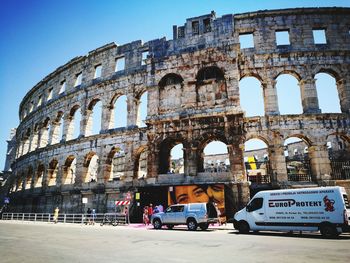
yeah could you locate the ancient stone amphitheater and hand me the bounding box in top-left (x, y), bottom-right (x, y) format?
top-left (3, 7), bottom-right (350, 221)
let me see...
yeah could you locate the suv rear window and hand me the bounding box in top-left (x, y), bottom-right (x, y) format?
top-left (188, 203), bottom-right (203, 211)
top-left (343, 195), bottom-right (350, 209)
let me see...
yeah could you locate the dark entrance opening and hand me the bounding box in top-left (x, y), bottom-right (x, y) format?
top-left (130, 186), bottom-right (168, 223)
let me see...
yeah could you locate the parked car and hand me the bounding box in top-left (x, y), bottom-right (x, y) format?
top-left (233, 186), bottom-right (350, 238)
top-left (151, 202), bottom-right (218, 231)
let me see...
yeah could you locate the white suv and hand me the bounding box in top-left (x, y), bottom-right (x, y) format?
top-left (151, 203), bottom-right (218, 231)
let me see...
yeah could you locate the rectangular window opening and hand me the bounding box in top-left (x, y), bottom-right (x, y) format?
top-left (29, 102), bottom-right (34, 113)
top-left (141, 51), bottom-right (149, 66)
top-left (74, 72), bottom-right (82, 87)
top-left (313, 29), bottom-right (327, 44)
top-left (94, 64), bottom-right (102, 79)
top-left (115, 57), bottom-right (125, 72)
top-left (192, 21), bottom-right (199, 35)
top-left (276, 30), bottom-right (290, 46)
top-left (203, 18), bottom-right (211, 33)
top-left (47, 88), bottom-right (53, 101)
top-left (59, 80), bottom-right (66, 94)
top-left (37, 95), bottom-right (42, 107)
top-left (178, 26), bottom-right (185, 38)
top-left (239, 33), bottom-right (254, 49)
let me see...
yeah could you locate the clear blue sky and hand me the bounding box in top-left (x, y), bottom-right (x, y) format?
top-left (1, 0), bottom-right (349, 169)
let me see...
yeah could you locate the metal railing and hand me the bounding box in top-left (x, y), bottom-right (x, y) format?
top-left (245, 161), bottom-right (271, 184)
top-left (330, 160), bottom-right (350, 180)
top-left (248, 174), bottom-right (271, 184)
top-left (286, 158), bottom-right (312, 182)
top-left (1, 212), bottom-right (128, 225)
top-left (287, 173), bottom-right (312, 182)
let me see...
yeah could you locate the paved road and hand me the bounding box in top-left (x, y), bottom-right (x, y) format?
top-left (0, 221), bottom-right (349, 263)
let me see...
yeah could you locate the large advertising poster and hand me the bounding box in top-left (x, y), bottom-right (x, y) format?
top-left (168, 184), bottom-right (227, 223)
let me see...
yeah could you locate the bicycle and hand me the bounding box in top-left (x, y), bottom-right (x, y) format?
top-left (100, 213), bottom-right (119, 226)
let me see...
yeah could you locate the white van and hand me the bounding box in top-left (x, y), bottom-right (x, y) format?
top-left (234, 186), bottom-right (350, 238)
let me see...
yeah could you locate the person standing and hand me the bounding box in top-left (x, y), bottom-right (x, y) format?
top-left (147, 204), bottom-right (153, 223)
top-left (153, 206), bottom-right (159, 214)
top-left (53, 207), bottom-right (59, 224)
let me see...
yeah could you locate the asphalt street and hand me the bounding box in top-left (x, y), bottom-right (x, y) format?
top-left (0, 221), bottom-right (349, 263)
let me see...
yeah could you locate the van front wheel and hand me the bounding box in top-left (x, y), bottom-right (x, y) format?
top-left (320, 224), bottom-right (339, 238)
top-left (238, 221), bottom-right (250, 234)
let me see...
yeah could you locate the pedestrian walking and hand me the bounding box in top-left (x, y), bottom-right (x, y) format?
top-left (143, 206), bottom-right (149, 225)
top-left (214, 202), bottom-right (222, 226)
top-left (53, 207), bottom-right (59, 224)
top-left (92, 208), bottom-right (96, 225)
top-left (87, 208), bottom-right (92, 225)
top-left (124, 206), bottom-right (129, 224)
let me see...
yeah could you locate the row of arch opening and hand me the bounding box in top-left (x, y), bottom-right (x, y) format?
top-left (12, 133), bottom-right (350, 192)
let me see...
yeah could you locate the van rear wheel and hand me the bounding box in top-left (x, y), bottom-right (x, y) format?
top-left (238, 221), bottom-right (250, 234)
top-left (320, 224), bottom-right (339, 238)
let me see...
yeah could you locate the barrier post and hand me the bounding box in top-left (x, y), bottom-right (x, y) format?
top-left (127, 204), bottom-right (130, 225)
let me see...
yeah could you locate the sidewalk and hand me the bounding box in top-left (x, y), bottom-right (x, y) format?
top-left (127, 222), bottom-right (233, 231)
top-left (0, 219), bottom-right (233, 231)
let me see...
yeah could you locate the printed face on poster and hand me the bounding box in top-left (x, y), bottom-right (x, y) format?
top-left (168, 184), bottom-right (226, 220)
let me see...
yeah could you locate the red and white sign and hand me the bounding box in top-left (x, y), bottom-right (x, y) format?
top-left (115, 200), bottom-right (130, 206)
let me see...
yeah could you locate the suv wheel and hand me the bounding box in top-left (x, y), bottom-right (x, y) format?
top-left (153, 219), bottom-right (162, 229)
top-left (199, 223), bottom-right (209, 230)
top-left (187, 219), bottom-right (198, 231)
top-left (238, 221), bottom-right (250, 234)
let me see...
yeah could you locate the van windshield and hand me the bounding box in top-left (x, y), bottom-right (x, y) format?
top-left (247, 198), bottom-right (263, 212)
top-left (343, 195), bottom-right (350, 209)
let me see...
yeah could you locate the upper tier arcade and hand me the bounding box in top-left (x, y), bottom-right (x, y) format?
top-left (18, 7), bottom-right (350, 126)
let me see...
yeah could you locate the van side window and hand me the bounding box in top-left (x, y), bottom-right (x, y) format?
top-left (247, 198), bottom-right (263, 212)
top-left (343, 195), bottom-right (350, 209)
